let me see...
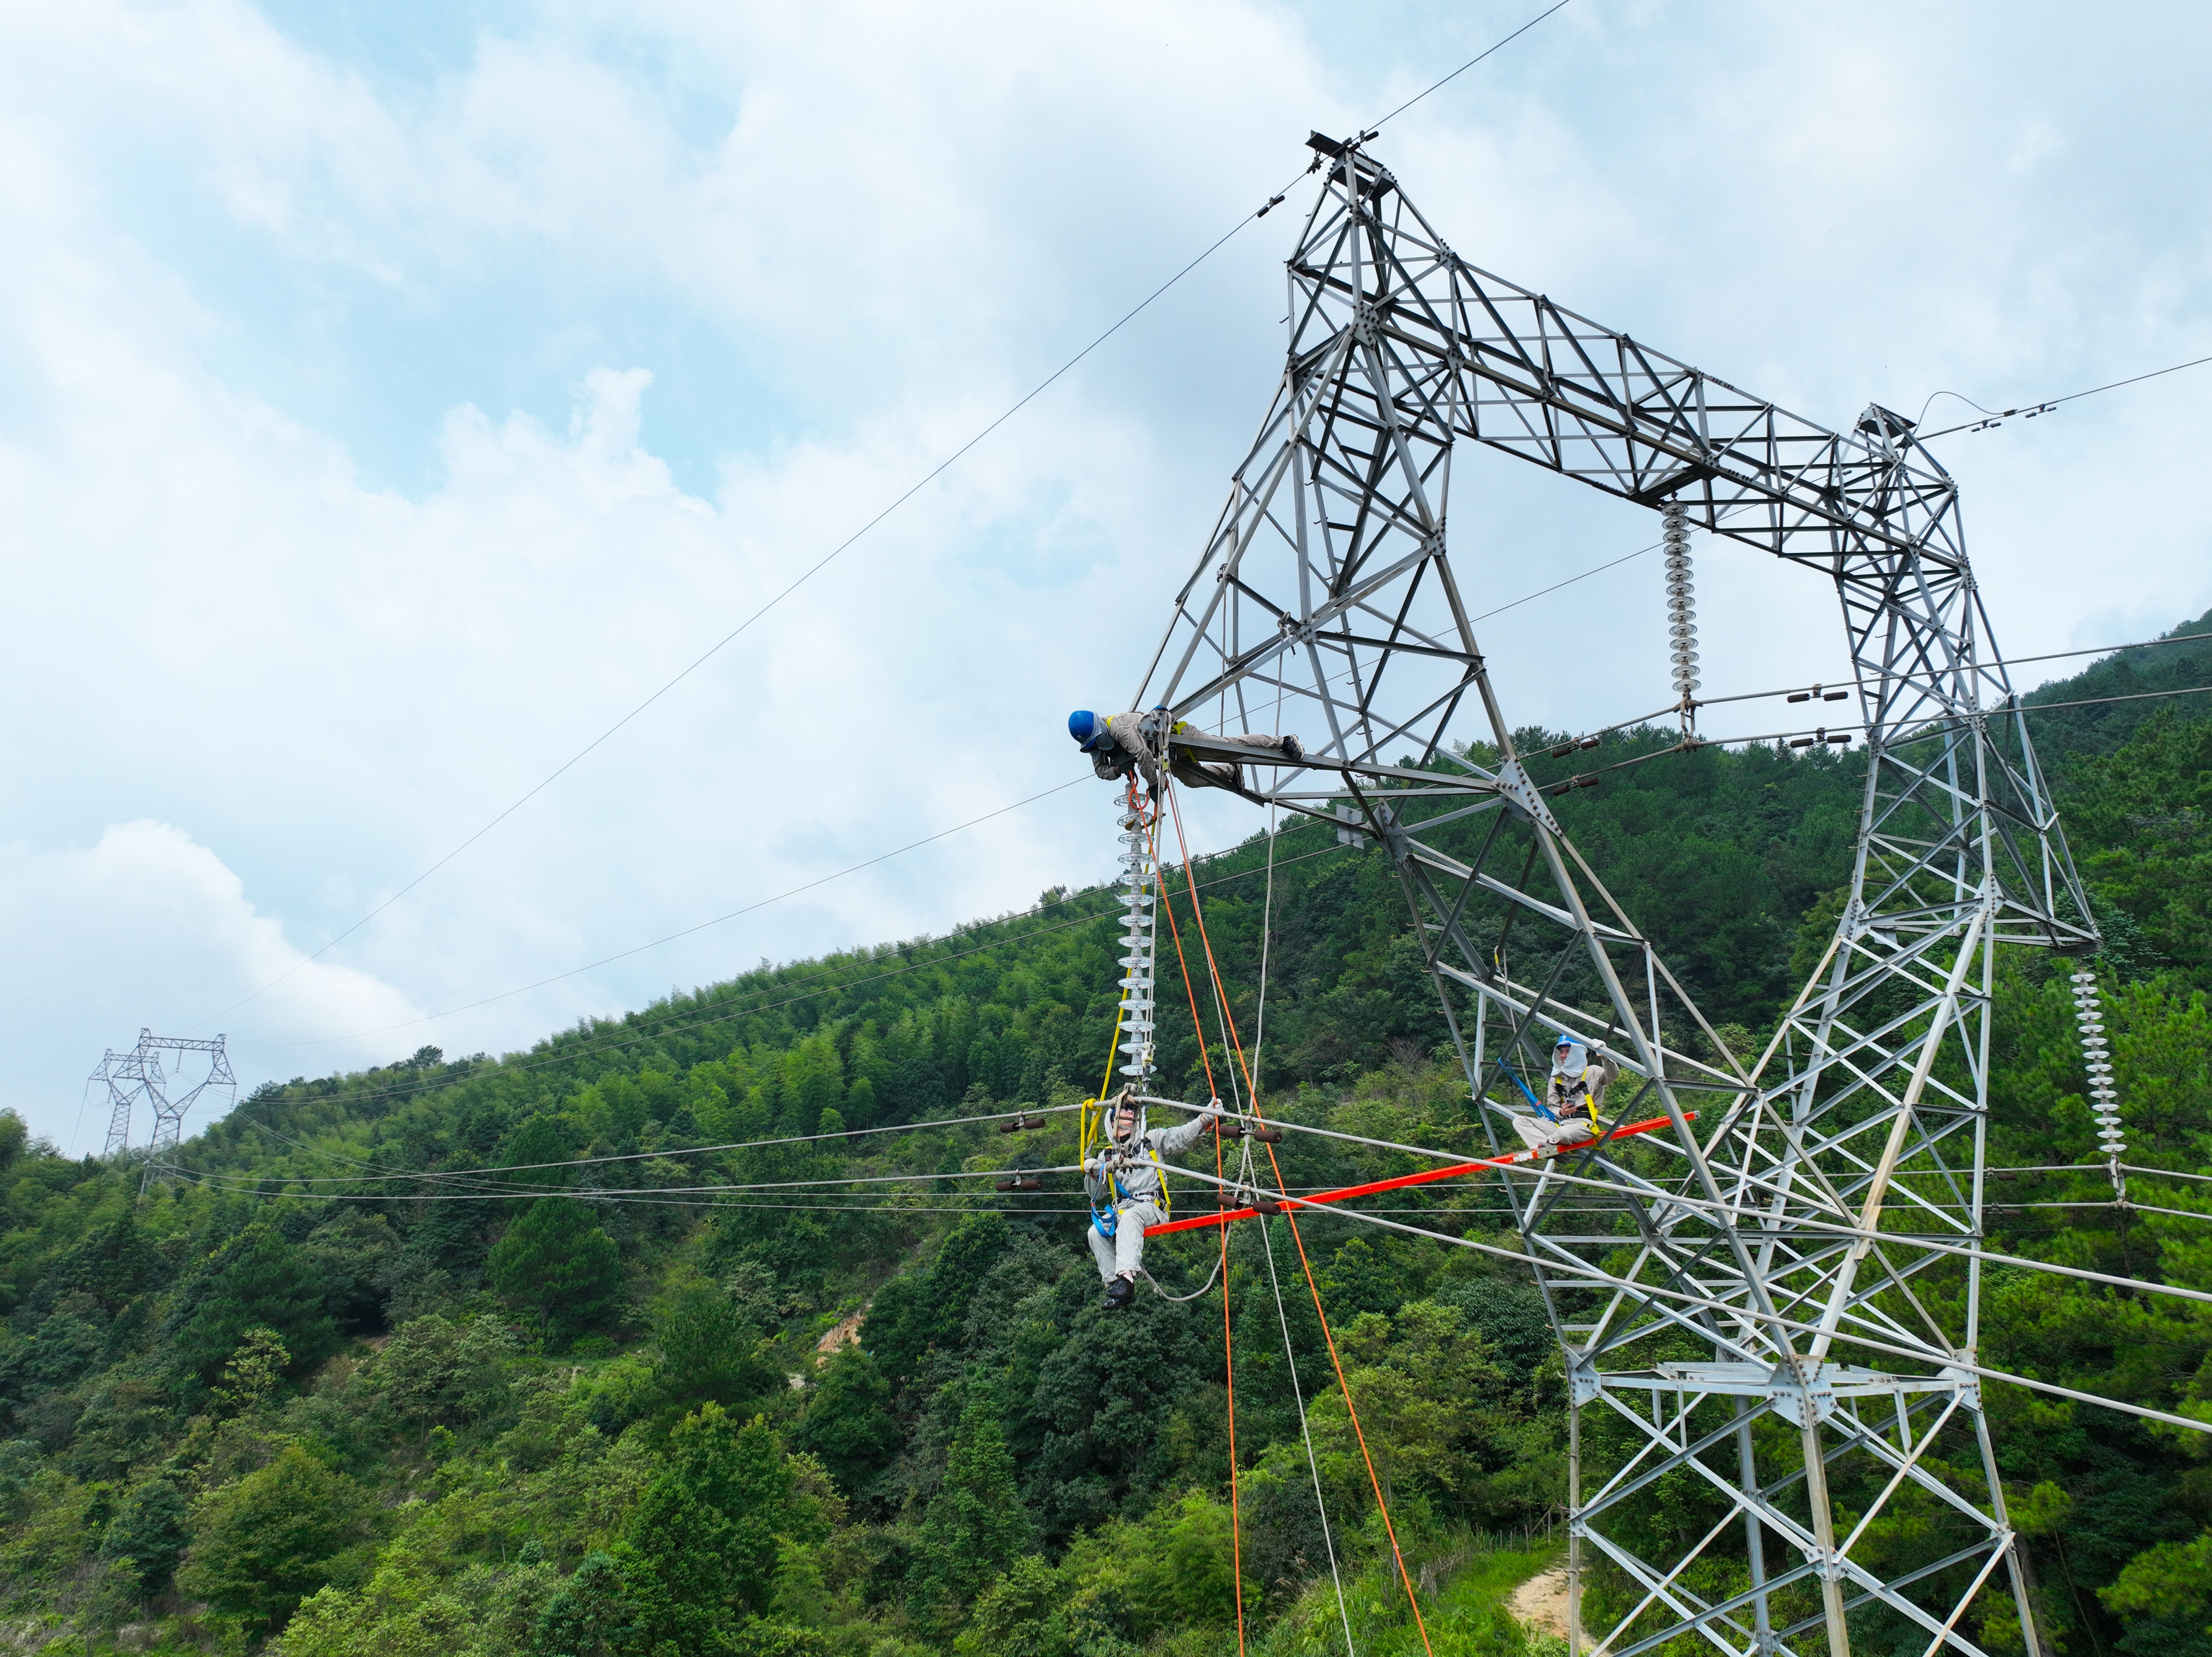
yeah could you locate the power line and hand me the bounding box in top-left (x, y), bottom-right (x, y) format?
top-left (1920, 350), bottom-right (2212, 440)
top-left (242, 774), bottom-right (1088, 1050)
top-left (183, 6), bottom-right (1579, 1039)
top-left (190, 215), bottom-right (1277, 1037)
top-left (1366, 1), bottom-right (1574, 130)
top-left (1998, 629), bottom-right (2212, 676)
top-left (190, 835), bottom-right (1343, 1124)
top-left (1535, 681), bottom-right (2212, 795)
top-left (220, 1101), bottom-right (1086, 1186)
top-left (725, 499), bottom-right (2204, 955)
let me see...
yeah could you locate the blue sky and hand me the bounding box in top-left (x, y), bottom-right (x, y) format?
top-left (3, 0), bottom-right (2208, 1145)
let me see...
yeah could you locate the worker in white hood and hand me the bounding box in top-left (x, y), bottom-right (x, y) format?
top-left (1509, 1033), bottom-right (1618, 1154)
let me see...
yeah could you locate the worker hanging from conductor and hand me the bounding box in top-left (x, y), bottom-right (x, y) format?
top-left (1069, 708), bottom-right (1303, 796)
top-left (1509, 1033), bottom-right (1620, 1154)
top-left (1085, 1087), bottom-right (1222, 1309)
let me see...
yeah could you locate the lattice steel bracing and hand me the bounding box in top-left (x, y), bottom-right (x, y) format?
top-left (1128, 135), bottom-right (2094, 1657)
top-left (88, 1029), bottom-right (236, 1186)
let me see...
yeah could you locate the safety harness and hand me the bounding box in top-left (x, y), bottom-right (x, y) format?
top-left (1089, 1102), bottom-right (1173, 1239)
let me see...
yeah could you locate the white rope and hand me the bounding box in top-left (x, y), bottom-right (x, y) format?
top-left (1261, 1203), bottom-right (1356, 1657)
top-left (1143, 1248), bottom-right (1229, 1302)
top-left (1255, 679), bottom-right (1284, 1100)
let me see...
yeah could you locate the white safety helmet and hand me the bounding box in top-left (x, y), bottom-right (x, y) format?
top-left (1551, 1035), bottom-right (1587, 1074)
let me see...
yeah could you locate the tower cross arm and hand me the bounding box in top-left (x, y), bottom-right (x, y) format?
top-left (1294, 170), bottom-right (1959, 562)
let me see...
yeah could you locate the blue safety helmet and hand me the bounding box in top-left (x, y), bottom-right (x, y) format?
top-left (1069, 710), bottom-right (1108, 751)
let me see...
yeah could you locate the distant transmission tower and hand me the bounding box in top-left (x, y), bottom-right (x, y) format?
top-left (90, 1045), bottom-right (153, 1157)
top-left (1130, 134), bottom-right (2095, 1657)
top-left (88, 1030), bottom-right (236, 1180)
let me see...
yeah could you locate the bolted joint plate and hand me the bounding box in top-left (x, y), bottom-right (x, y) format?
top-left (1495, 757), bottom-right (1564, 836)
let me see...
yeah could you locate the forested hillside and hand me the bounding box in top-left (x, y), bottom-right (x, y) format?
top-left (0, 619), bottom-right (2206, 1657)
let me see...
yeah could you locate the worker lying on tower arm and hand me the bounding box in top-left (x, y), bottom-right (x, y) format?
top-left (1085, 1086), bottom-right (1223, 1309)
top-left (1068, 709), bottom-right (1304, 796)
top-left (1507, 1033), bottom-right (1620, 1154)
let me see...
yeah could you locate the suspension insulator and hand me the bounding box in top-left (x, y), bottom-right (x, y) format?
top-left (2071, 971), bottom-right (2124, 1159)
top-left (1662, 499), bottom-right (1700, 730)
top-left (1112, 793), bottom-right (1160, 1085)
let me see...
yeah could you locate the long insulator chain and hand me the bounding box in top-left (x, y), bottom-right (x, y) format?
top-left (1114, 791), bottom-right (1160, 1088)
top-left (1662, 498), bottom-right (1700, 735)
top-left (2072, 970), bottom-right (2126, 1195)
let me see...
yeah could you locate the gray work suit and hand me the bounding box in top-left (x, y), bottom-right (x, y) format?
top-left (1088, 712), bottom-right (1303, 796)
top-left (1083, 1107), bottom-right (1219, 1282)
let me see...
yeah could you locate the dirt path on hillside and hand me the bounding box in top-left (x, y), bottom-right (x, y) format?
top-left (1510, 1562), bottom-right (1592, 1650)
top-left (815, 1306), bottom-right (866, 1355)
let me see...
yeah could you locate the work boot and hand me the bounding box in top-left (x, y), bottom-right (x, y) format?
top-left (1102, 1275), bottom-right (1136, 1311)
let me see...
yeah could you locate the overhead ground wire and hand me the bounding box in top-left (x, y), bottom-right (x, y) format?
top-left (1919, 350), bottom-right (2212, 440)
top-left (1365, 1), bottom-right (1574, 130)
top-left (187, 201), bottom-right (1290, 1037)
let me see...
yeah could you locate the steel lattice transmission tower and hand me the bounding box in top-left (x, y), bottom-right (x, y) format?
top-left (1131, 134), bottom-right (2093, 1657)
top-left (88, 1030), bottom-right (235, 1178)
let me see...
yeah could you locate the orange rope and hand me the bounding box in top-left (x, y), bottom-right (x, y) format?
top-left (1164, 782), bottom-right (1436, 1657)
top-left (1151, 798), bottom-right (1244, 1650)
top-left (1217, 1079), bottom-right (1246, 1651)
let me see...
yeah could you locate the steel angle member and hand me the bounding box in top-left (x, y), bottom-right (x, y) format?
top-left (1411, 849), bottom-right (1639, 943)
top-left (1649, 1361), bottom-right (1774, 1391)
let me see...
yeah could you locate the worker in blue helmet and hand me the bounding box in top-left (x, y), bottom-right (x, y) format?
top-left (1070, 709), bottom-right (1163, 791)
top-left (1508, 1033), bottom-right (1618, 1154)
top-left (1068, 708), bottom-right (1304, 795)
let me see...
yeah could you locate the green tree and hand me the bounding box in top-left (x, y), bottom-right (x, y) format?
top-left (913, 1398), bottom-right (1032, 1618)
top-left (176, 1445), bottom-right (375, 1636)
top-left (2065, 710), bottom-right (2212, 980)
top-left (499, 1113), bottom-right (580, 1191)
top-left (210, 1326), bottom-right (289, 1415)
top-left (530, 1548), bottom-right (642, 1657)
top-left (625, 1404), bottom-right (801, 1647)
top-left (2102, 1529), bottom-right (2212, 1657)
top-left (777, 1035), bottom-right (845, 1137)
top-left (487, 1198), bottom-right (623, 1345)
top-left (170, 1221), bottom-right (338, 1390)
top-left (650, 1282), bottom-right (778, 1418)
top-left (99, 1478), bottom-right (189, 1598)
top-left (300, 1210), bottom-right (400, 1334)
top-left (791, 1346), bottom-right (899, 1498)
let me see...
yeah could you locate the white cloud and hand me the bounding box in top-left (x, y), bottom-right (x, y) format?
top-left (0, 823), bottom-right (421, 1146)
top-left (0, 0), bottom-right (2207, 1137)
